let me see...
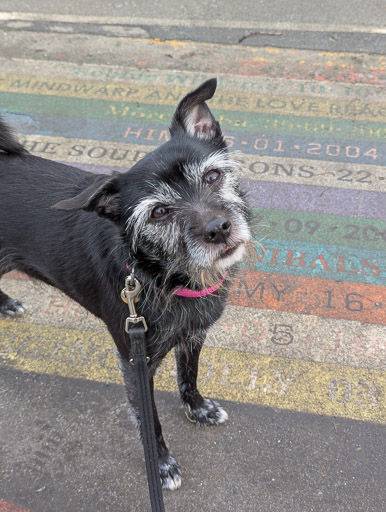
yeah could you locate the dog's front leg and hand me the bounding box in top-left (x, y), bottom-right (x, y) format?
top-left (118, 355), bottom-right (182, 490)
top-left (175, 339), bottom-right (229, 426)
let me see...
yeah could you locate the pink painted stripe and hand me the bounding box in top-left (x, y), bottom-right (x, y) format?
top-left (0, 501), bottom-right (32, 512)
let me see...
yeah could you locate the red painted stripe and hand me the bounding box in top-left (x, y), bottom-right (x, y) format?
top-left (0, 501), bottom-right (32, 512)
top-left (2, 271), bottom-right (28, 280)
top-left (228, 270), bottom-right (386, 325)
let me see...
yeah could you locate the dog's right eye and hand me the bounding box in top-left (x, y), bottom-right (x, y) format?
top-left (205, 169), bottom-right (222, 185)
top-left (151, 205), bottom-right (170, 220)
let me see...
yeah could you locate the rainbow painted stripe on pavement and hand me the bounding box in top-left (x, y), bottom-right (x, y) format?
top-left (0, 43), bottom-right (385, 425)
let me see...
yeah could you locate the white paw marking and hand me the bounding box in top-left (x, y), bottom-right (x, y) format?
top-left (1, 300), bottom-right (28, 317)
top-left (162, 474), bottom-right (182, 491)
top-left (15, 303), bottom-right (27, 315)
top-left (186, 399), bottom-right (229, 425)
top-left (159, 454), bottom-right (181, 491)
top-left (216, 405), bottom-right (229, 424)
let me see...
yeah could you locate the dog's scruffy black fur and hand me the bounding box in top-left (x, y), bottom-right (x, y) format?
top-left (0, 79), bottom-right (251, 490)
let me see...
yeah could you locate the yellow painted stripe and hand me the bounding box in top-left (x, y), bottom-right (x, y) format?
top-left (1, 319), bottom-right (385, 424)
top-left (1, 73), bottom-right (385, 121)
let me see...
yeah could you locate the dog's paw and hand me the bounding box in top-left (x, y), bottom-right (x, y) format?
top-left (159, 453), bottom-right (182, 491)
top-left (0, 297), bottom-right (28, 317)
top-left (185, 398), bottom-right (229, 426)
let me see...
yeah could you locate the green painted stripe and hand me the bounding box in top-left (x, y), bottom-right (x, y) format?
top-left (0, 91), bottom-right (384, 142)
top-left (252, 208), bottom-right (386, 251)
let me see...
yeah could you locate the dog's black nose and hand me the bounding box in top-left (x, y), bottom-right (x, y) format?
top-left (204, 216), bottom-right (231, 244)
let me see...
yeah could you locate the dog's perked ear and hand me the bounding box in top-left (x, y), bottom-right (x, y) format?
top-left (52, 173), bottom-right (121, 221)
top-left (170, 78), bottom-right (222, 141)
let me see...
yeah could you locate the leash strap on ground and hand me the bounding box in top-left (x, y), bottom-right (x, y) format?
top-left (129, 325), bottom-right (165, 512)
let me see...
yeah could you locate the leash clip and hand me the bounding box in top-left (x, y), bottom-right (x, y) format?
top-left (121, 274), bottom-right (148, 333)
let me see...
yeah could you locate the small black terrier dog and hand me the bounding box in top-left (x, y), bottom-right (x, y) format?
top-left (0, 79), bottom-right (251, 490)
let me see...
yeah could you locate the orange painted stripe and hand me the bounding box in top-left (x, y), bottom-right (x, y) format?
top-left (4, 270), bottom-right (385, 324)
top-left (229, 270), bottom-right (386, 325)
top-left (0, 501), bottom-right (32, 512)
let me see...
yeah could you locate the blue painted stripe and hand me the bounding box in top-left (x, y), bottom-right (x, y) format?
top-left (5, 111), bottom-right (385, 166)
top-left (245, 239), bottom-right (386, 285)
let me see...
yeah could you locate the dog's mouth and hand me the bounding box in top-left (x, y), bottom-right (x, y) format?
top-left (218, 243), bottom-right (240, 260)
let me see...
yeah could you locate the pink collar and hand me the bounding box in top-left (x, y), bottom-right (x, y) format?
top-left (171, 275), bottom-right (226, 297)
top-left (125, 263), bottom-right (226, 298)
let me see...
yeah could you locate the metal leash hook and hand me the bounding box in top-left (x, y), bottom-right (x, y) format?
top-left (121, 273), bottom-right (148, 334)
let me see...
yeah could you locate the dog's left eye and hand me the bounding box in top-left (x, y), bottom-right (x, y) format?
top-left (151, 205), bottom-right (170, 220)
top-left (205, 170), bottom-right (222, 185)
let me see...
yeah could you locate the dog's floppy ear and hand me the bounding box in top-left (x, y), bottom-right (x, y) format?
top-left (52, 173), bottom-right (121, 221)
top-left (170, 78), bottom-right (222, 141)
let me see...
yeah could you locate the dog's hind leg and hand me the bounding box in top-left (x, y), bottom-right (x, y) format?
top-left (0, 287), bottom-right (27, 317)
top-left (175, 340), bottom-right (229, 426)
top-left (118, 354), bottom-right (182, 490)
top-left (0, 270), bottom-right (28, 317)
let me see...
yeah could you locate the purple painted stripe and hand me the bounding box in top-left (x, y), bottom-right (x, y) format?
top-left (243, 179), bottom-right (385, 220)
top-left (61, 161), bottom-right (386, 220)
top-left (60, 161), bottom-right (125, 175)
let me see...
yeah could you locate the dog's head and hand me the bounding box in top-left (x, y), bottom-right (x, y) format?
top-left (54, 79), bottom-right (251, 288)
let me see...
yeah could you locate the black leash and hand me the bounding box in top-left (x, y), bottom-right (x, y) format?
top-left (121, 274), bottom-right (166, 512)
